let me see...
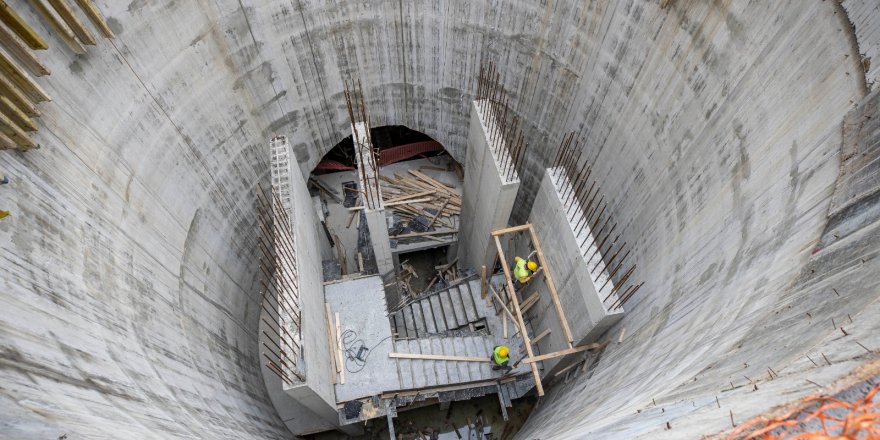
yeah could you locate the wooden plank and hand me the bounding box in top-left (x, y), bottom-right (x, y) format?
top-left (0, 1), bottom-right (48, 49)
top-left (324, 303), bottom-right (337, 384)
top-left (29, 0), bottom-right (85, 54)
top-left (390, 229), bottom-right (458, 239)
top-left (520, 291), bottom-right (540, 314)
top-left (388, 352), bottom-right (492, 363)
top-left (494, 235), bottom-right (544, 396)
top-left (0, 108), bottom-right (35, 148)
top-left (491, 224), bottom-right (532, 236)
top-left (527, 225), bottom-right (575, 346)
top-left (383, 189), bottom-right (435, 203)
top-left (0, 130), bottom-right (16, 149)
top-left (74, 0), bottom-right (113, 38)
top-left (531, 328), bottom-right (551, 345)
top-left (0, 21), bottom-right (49, 75)
top-left (502, 309), bottom-right (508, 339)
top-left (488, 285), bottom-right (520, 334)
top-left (335, 312), bottom-right (345, 384)
top-left (0, 95), bottom-right (37, 131)
top-left (347, 197), bottom-right (432, 210)
top-left (0, 46), bottom-right (50, 103)
top-left (0, 71), bottom-right (39, 116)
top-left (520, 343), bottom-right (604, 364)
top-left (47, 0), bottom-right (95, 45)
top-left (480, 266), bottom-right (487, 300)
top-left (554, 359), bottom-right (585, 377)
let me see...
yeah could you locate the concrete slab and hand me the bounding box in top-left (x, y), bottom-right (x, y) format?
top-left (325, 275), bottom-right (400, 402)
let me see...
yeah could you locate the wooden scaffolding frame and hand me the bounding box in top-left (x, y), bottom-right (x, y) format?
top-left (491, 223), bottom-right (602, 396)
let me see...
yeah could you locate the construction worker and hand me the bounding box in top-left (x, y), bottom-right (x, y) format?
top-left (490, 345), bottom-right (512, 372)
top-left (513, 256), bottom-right (538, 285)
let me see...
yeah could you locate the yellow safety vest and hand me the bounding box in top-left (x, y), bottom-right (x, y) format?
top-left (513, 258), bottom-right (531, 282)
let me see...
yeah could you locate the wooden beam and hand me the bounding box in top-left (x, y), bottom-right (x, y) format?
top-left (520, 291), bottom-right (540, 314)
top-left (0, 21), bottom-right (50, 75)
top-left (29, 0), bottom-right (85, 54)
top-left (389, 229), bottom-right (458, 239)
top-left (488, 284), bottom-right (521, 334)
top-left (0, 130), bottom-right (16, 149)
top-left (335, 312), bottom-right (345, 384)
top-left (348, 197), bottom-right (432, 210)
top-left (480, 265), bottom-right (487, 300)
top-left (491, 224), bottom-right (532, 236)
top-left (0, 71), bottom-right (39, 116)
top-left (554, 359), bottom-right (585, 377)
top-left (382, 190), bottom-right (435, 204)
top-left (0, 108), bottom-right (35, 148)
top-left (527, 225), bottom-right (575, 346)
top-left (0, 46), bottom-right (51, 102)
top-left (531, 328), bottom-right (551, 345)
top-left (520, 343), bottom-right (604, 364)
top-left (389, 353), bottom-right (492, 363)
top-left (0, 1), bottom-right (48, 49)
top-left (74, 0), bottom-right (113, 38)
top-left (47, 0), bottom-right (95, 45)
top-left (494, 235), bottom-right (544, 396)
top-left (324, 303), bottom-right (337, 384)
top-left (0, 95), bottom-right (37, 131)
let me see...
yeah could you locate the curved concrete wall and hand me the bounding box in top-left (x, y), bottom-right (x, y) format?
top-left (0, 1), bottom-right (877, 439)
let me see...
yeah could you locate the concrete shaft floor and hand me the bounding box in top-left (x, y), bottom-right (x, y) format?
top-left (1, 1), bottom-right (879, 439)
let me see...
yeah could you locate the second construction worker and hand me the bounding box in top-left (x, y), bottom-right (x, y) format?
top-left (513, 256), bottom-right (538, 285)
top-left (490, 345), bottom-right (512, 372)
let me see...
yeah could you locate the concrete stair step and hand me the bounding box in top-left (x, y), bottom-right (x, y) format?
top-left (448, 287), bottom-right (467, 327)
top-left (429, 295), bottom-right (448, 332)
top-left (421, 300), bottom-right (438, 334)
top-left (414, 304), bottom-right (428, 335)
top-left (439, 291), bottom-right (459, 329)
top-left (458, 284), bottom-right (480, 323)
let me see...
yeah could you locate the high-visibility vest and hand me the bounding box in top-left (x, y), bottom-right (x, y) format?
top-left (513, 258), bottom-right (531, 282)
top-left (493, 346), bottom-right (509, 365)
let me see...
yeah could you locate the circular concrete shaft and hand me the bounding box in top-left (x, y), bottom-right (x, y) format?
top-left (1, 1), bottom-right (878, 439)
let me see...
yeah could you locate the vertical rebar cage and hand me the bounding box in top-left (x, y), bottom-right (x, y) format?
top-left (257, 136), bottom-right (304, 385)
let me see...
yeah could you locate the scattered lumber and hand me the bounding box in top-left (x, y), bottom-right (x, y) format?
top-left (377, 169), bottom-right (463, 243)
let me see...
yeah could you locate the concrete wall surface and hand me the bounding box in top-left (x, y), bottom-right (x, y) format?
top-left (458, 101), bottom-right (520, 270)
top-left (527, 169), bottom-right (623, 374)
top-left (0, 1), bottom-right (878, 439)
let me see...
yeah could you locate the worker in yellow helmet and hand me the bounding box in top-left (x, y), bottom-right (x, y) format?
top-left (490, 345), bottom-right (512, 372)
top-left (513, 256), bottom-right (538, 286)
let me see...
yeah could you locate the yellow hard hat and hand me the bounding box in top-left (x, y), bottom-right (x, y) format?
top-left (498, 346), bottom-right (509, 357)
top-left (527, 260), bottom-right (538, 271)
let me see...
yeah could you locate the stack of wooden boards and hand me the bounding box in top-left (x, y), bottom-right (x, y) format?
top-left (0, 0), bottom-right (114, 150)
top-left (378, 168), bottom-right (461, 242)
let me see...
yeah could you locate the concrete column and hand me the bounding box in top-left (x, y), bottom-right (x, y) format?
top-left (353, 122), bottom-right (394, 276)
top-left (527, 168), bottom-right (624, 374)
top-left (458, 100), bottom-right (521, 270)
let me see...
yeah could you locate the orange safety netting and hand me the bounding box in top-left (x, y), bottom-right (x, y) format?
top-left (726, 383), bottom-right (880, 440)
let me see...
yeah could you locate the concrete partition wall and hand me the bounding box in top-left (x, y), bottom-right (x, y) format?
top-left (353, 123), bottom-right (394, 276)
top-left (527, 169), bottom-right (624, 373)
top-left (266, 140), bottom-right (346, 434)
top-left (458, 100), bottom-right (521, 270)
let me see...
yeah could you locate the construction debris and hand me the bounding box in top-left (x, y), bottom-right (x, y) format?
top-left (382, 169), bottom-right (461, 245)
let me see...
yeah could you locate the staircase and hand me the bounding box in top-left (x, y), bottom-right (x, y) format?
top-left (387, 277), bottom-right (541, 401)
top-left (390, 279), bottom-right (491, 338)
